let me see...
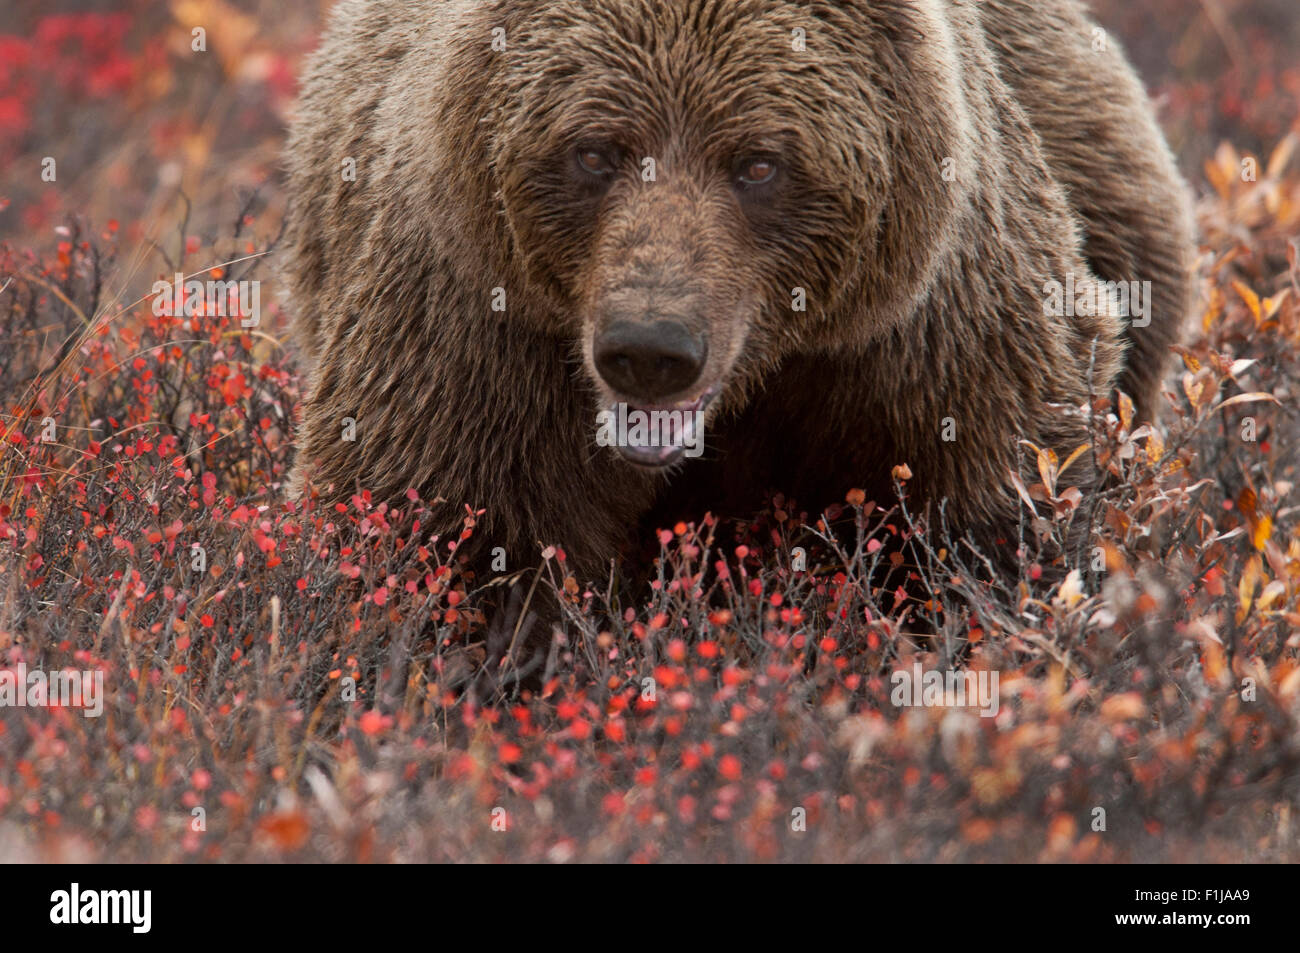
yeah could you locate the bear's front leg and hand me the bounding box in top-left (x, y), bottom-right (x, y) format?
top-left (291, 303), bottom-right (661, 668)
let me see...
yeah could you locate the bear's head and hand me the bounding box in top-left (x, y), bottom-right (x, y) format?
top-left (483, 0), bottom-right (973, 468)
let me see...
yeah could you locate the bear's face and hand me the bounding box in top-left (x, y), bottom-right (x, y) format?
top-left (489, 0), bottom-right (953, 468)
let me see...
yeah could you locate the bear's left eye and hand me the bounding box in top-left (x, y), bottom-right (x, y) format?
top-left (575, 147), bottom-right (618, 177)
top-left (735, 158), bottom-right (779, 188)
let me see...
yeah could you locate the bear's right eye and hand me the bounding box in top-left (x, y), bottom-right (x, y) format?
top-left (575, 147), bottom-right (617, 177)
top-left (735, 157), bottom-right (779, 189)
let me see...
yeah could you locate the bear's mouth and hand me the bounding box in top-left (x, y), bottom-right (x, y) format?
top-left (599, 388), bottom-right (718, 469)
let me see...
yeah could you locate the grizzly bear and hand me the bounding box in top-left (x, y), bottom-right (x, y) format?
top-left (282, 0), bottom-right (1193, 601)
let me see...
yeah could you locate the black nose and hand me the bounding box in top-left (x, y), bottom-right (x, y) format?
top-left (593, 320), bottom-right (707, 401)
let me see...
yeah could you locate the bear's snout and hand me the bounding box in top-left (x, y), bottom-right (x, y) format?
top-left (593, 320), bottom-right (708, 403)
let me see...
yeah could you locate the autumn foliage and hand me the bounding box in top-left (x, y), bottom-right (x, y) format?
top-left (0, 0), bottom-right (1298, 862)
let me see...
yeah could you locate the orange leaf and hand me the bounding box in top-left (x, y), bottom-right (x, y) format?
top-left (1200, 287), bottom-right (1225, 334)
top-left (1058, 445), bottom-right (1091, 478)
top-left (1257, 579), bottom-right (1286, 611)
top-left (1118, 392), bottom-right (1135, 431)
top-left (1008, 467), bottom-right (1037, 515)
top-left (1144, 428), bottom-right (1166, 466)
top-left (1237, 555), bottom-right (1263, 623)
top-left (257, 811), bottom-right (311, 851)
top-left (1263, 288), bottom-right (1291, 321)
top-left (1252, 515), bottom-right (1274, 552)
top-left (1037, 447), bottom-right (1058, 496)
top-left (1266, 131), bottom-right (1298, 180)
top-left (1232, 280), bottom-right (1262, 325)
top-left (1100, 693), bottom-right (1146, 722)
top-left (1213, 391), bottom-right (1281, 413)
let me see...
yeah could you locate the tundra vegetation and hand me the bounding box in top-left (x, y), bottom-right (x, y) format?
top-left (0, 0), bottom-right (1297, 861)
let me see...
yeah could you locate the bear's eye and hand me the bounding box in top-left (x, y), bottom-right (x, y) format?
top-left (735, 158), bottom-right (779, 188)
top-left (575, 147), bottom-right (617, 177)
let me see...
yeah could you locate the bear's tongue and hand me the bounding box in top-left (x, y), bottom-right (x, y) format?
top-left (612, 391), bottom-right (712, 468)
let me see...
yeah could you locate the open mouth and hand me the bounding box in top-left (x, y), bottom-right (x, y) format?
top-left (600, 388), bottom-right (718, 469)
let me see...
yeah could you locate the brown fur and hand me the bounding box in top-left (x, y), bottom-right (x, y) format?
top-left (283, 0), bottom-right (1194, 584)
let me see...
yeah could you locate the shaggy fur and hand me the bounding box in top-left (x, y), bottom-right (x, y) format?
top-left (283, 0), bottom-right (1194, 584)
